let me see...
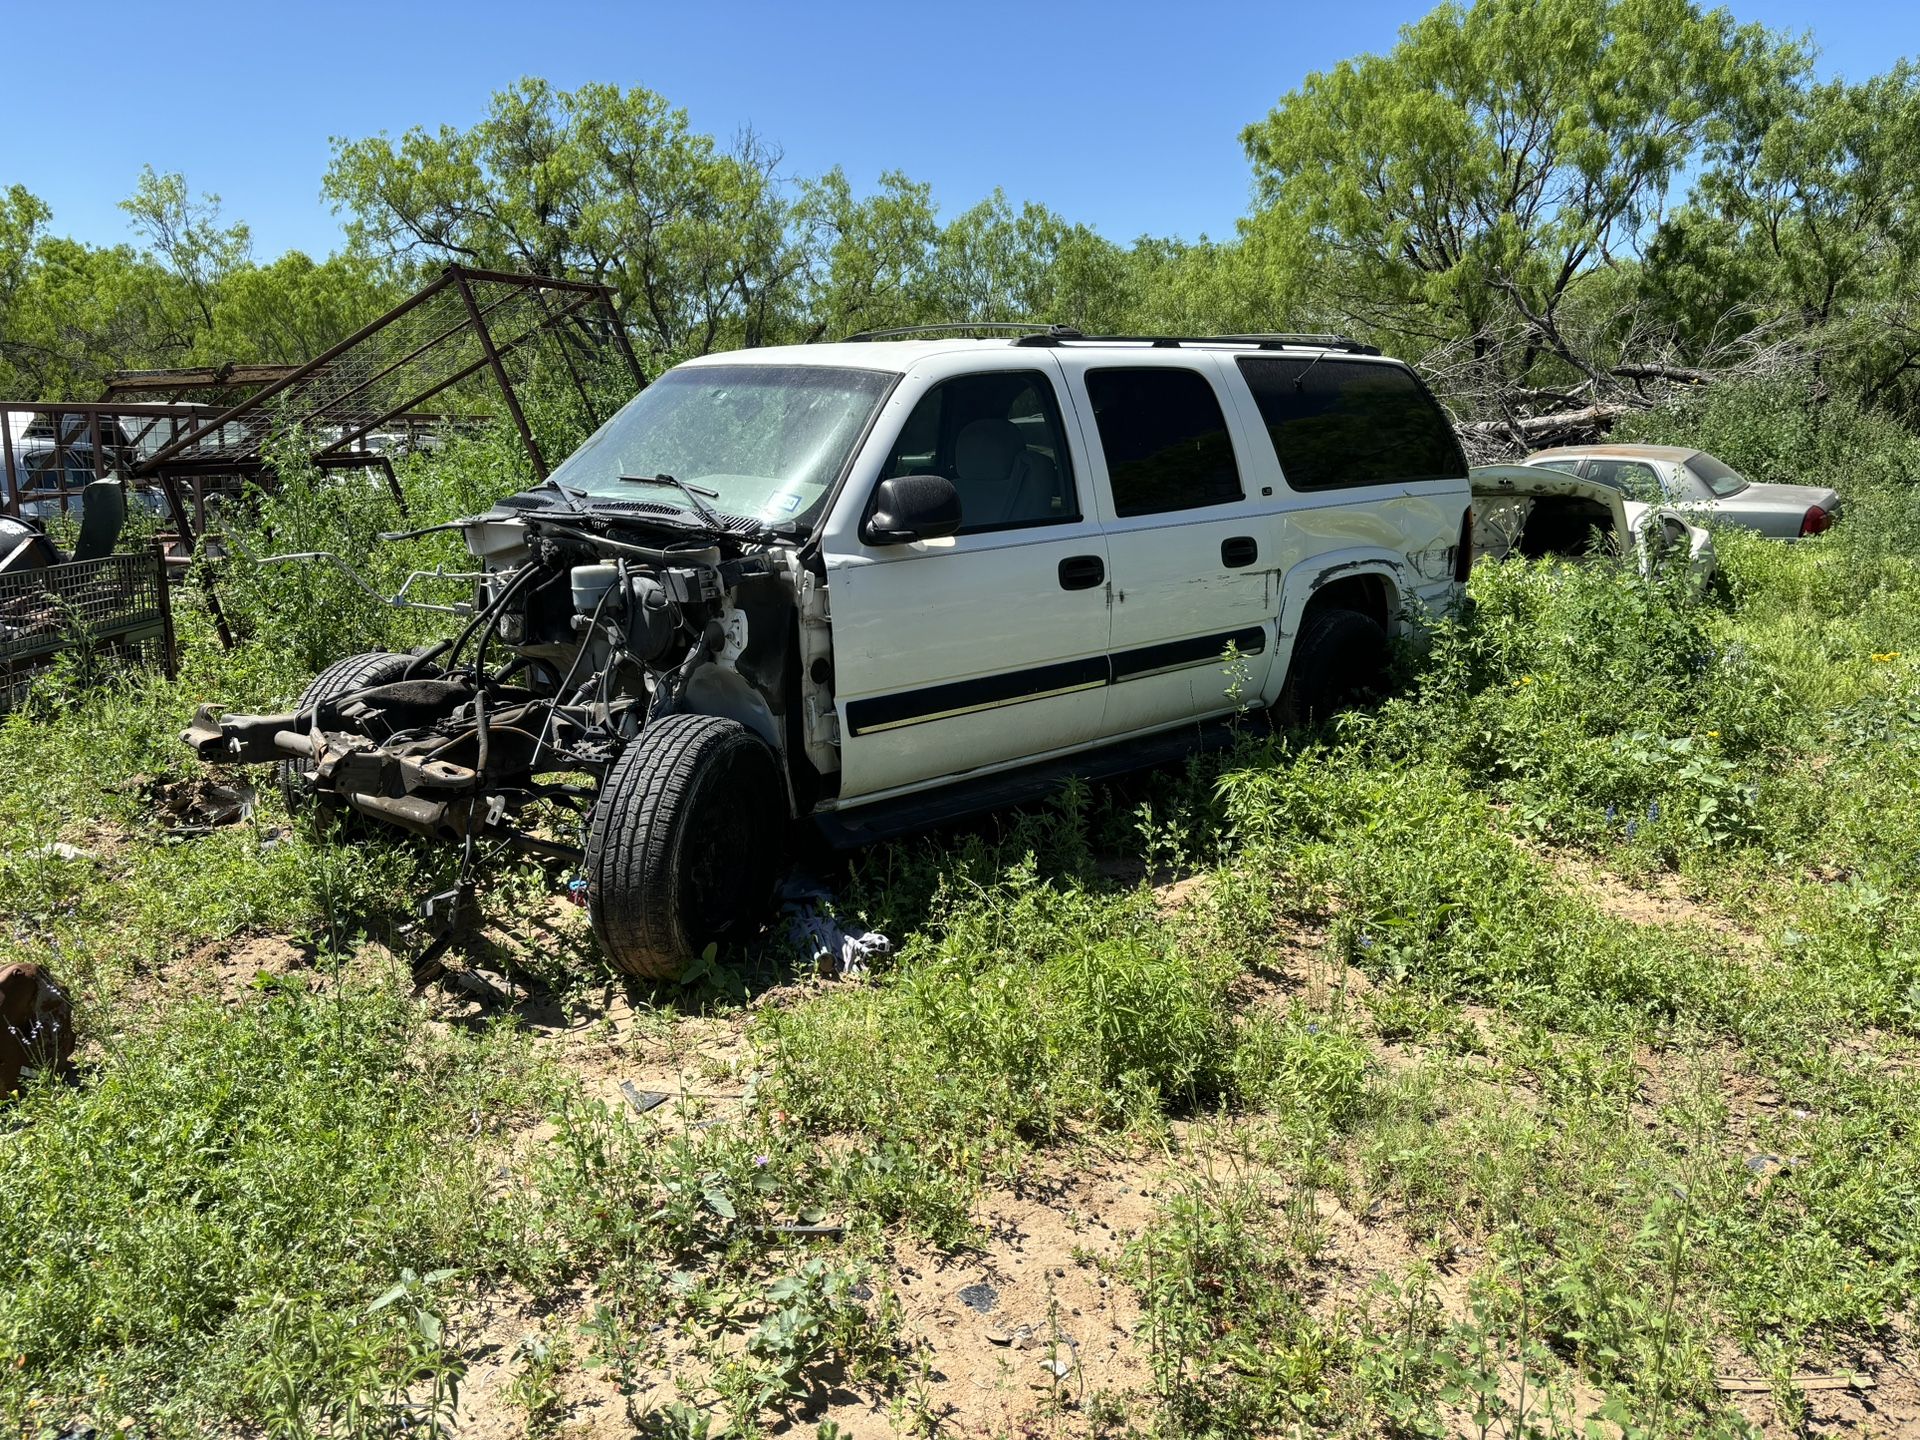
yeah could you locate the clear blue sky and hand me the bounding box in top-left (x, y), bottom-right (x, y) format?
top-left (4, 0), bottom-right (1913, 259)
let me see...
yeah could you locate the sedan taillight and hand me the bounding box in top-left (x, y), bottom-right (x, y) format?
top-left (1800, 505), bottom-right (1832, 537)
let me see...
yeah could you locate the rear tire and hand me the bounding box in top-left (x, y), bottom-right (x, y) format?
top-left (585, 714), bottom-right (786, 981)
top-left (279, 650), bottom-right (420, 815)
top-left (1276, 608), bottom-right (1389, 726)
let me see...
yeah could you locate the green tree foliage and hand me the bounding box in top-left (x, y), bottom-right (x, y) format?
top-left (788, 167), bottom-right (942, 338)
top-left (924, 190), bottom-right (1130, 330)
top-left (1239, 0), bottom-right (1806, 390)
top-left (325, 79), bottom-right (876, 360)
top-left (1, 233), bottom-right (174, 399)
top-left (321, 79), bottom-right (1151, 359)
top-left (1646, 62), bottom-right (1920, 407)
top-left (18, 6), bottom-right (1920, 437)
top-left (118, 169), bottom-right (398, 371)
top-left (0, 175), bottom-right (394, 401)
top-left (0, 186), bottom-right (53, 393)
top-left (119, 167), bottom-right (253, 335)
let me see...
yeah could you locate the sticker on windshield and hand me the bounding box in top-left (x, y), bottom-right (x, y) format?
top-left (772, 490), bottom-right (804, 513)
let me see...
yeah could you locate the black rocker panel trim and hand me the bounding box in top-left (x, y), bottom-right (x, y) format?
top-left (843, 625), bottom-right (1267, 737)
top-left (844, 656), bottom-right (1108, 736)
top-left (1109, 625), bottom-right (1267, 682)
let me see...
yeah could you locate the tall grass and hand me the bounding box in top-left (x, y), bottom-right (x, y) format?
top-left (5, 368), bottom-right (1920, 1433)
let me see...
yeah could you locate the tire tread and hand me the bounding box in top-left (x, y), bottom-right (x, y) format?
top-left (586, 714), bottom-right (779, 980)
top-left (1277, 607), bottom-right (1388, 725)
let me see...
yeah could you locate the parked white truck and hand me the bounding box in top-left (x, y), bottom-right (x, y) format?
top-left (187, 327), bottom-right (1474, 978)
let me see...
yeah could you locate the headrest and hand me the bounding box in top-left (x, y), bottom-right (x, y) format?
top-left (954, 419), bottom-right (1023, 481)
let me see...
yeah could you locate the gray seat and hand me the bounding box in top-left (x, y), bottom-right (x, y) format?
top-left (0, 478), bottom-right (127, 575)
top-left (953, 419), bottom-right (1060, 529)
top-left (69, 478), bottom-right (127, 563)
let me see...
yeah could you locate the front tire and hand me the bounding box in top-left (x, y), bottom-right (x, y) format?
top-left (585, 715), bottom-right (786, 981)
top-left (1276, 608), bottom-right (1389, 726)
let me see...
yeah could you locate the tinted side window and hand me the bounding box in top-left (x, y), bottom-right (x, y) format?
top-left (879, 370), bottom-right (1077, 534)
top-left (1236, 357), bottom-right (1466, 490)
top-left (1083, 368), bottom-right (1241, 518)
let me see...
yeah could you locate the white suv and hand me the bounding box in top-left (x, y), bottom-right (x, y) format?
top-left (188, 328), bottom-right (1473, 978)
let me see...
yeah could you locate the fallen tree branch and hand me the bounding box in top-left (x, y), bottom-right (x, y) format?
top-left (1458, 401), bottom-right (1637, 441)
top-left (1610, 361), bottom-right (1717, 386)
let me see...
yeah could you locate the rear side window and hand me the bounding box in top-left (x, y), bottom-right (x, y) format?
top-left (1686, 452), bottom-right (1750, 498)
top-left (1083, 368), bottom-right (1242, 517)
top-left (1236, 356), bottom-right (1466, 490)
top-left (1583, 459), bottom-right (1666, 503)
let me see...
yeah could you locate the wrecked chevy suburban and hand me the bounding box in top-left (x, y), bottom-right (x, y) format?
top-left (186, 328), bottom-right (1474, 979)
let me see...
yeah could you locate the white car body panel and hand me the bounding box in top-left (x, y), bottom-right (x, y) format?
top-left (1052, 348), bottom-right (1277, 736)
top-left (1471, 464), bottom-right (1717, 584)
top-left (703, 339), bottom-right (1474, 810)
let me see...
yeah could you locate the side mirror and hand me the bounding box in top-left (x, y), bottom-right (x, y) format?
top-left (863, 474), bottom-right (962, 545)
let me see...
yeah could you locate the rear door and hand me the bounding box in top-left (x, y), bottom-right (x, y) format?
top-left (822, 358), bottom-right (1113, 801)
top-left (1580, 457), bottom-right (1672, 504)
top-left (1055, 352), bottom-right (1278, 736)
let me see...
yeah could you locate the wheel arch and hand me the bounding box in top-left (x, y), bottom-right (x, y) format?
top-left (678, 665), bottom-right (800, 818)
top-left (1279, 553), bottom-right (1405, 637)
top-left (1268, 555), bottom-right (1405, 706)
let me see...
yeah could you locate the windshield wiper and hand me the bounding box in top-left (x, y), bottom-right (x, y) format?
top-left (619, 472), bottom-right (721, 499)
top-left (618, 472), bottom-right (729, 530)
top-left (534, 475), bottom-right (591, 503)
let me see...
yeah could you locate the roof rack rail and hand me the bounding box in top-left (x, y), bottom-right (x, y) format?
top-left (841, 321), bottom-right (1082, 342)
top-left (1014, 330), bottom-right (1379, 354)
top-left (1214, 332), bottom-right (1379, 354)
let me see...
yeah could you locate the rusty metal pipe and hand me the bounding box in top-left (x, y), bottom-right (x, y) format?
top-left (272, 732), bottom-right (316, 759)
top-left (341, 791), bottom-right (464, 838)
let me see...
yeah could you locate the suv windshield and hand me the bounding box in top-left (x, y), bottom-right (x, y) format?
top-left (1686, 452), bottom-right (1750, 498)
top-left (549, 364), bottom-right (894, 526)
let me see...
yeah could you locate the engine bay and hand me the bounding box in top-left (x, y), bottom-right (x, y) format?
top-left (183, 489), bottom-right (817, 854)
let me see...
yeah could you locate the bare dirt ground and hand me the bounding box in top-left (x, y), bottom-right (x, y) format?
top-left (443, 1150), bottom-right (1165, 1439)
top-left (1539, 847), bottom-right (1768, 952)
top-left (420, 872), bottom-right (1592, 1438)
top-left (140, 850), bottom-right (1897, 1438)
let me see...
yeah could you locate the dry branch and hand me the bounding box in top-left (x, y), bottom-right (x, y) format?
top-left (1458, 402), bottom-right (1637, 453)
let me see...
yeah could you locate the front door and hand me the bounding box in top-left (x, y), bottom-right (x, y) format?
top-left (822, 360), bottom-right (1112, 801)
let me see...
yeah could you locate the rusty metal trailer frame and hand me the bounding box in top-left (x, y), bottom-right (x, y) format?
top-left (2, 402), bottom-right (202, 518)
top-left (132, 265), bottom-right (642, 498)
top-left (4, 264), bottom-right (643, 528)
top-left (5, 266), bottom-right (645, 652)
top-left (103, 362), bottom-right (345, 399)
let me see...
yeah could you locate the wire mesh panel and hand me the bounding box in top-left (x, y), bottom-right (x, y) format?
top-left (1, 404), bottom-right (205, 518)
top-left (0, 552), bottom-right (170, 670)
top-left (134, 267), bottom-right (632, 476)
